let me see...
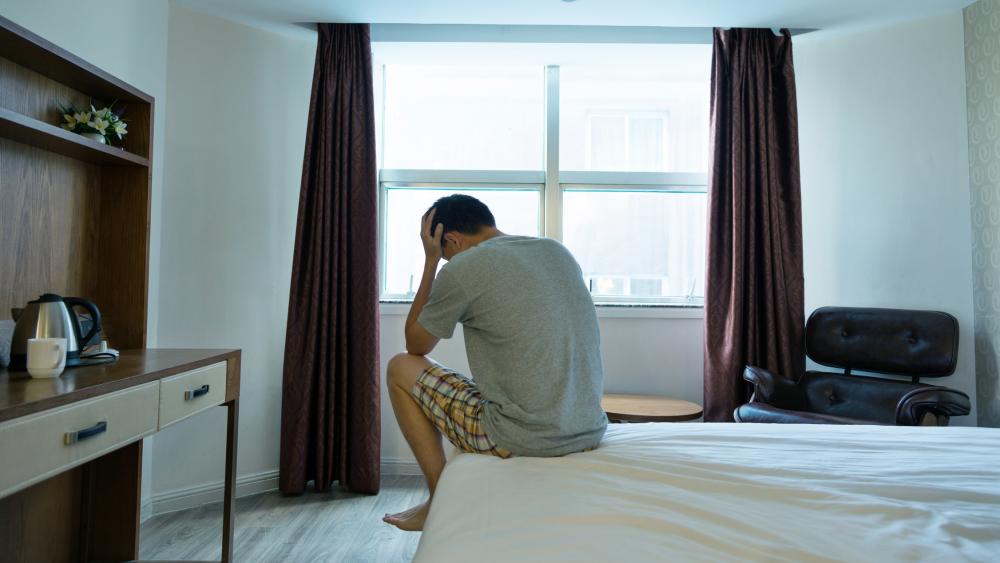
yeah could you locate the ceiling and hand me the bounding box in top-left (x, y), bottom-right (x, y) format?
top-left (176, 0), bottom-right (976, 33)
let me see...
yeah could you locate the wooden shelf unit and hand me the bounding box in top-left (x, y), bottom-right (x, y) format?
top-left (0, 13), bottom-right (154, 350)
top-left (0, 18), bottom-right (242, 563)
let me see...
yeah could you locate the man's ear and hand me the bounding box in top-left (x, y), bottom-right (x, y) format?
top-left (443, 232), bottom-right (459, 248)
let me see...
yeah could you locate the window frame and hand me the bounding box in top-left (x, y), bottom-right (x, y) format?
top-left (377, 64), bottom-right (708, 306)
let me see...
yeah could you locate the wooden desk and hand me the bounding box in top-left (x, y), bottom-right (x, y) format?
top-left (602, 393), bottom-right (703, 423)
top-left (0, 348), bottom-right (241, 563)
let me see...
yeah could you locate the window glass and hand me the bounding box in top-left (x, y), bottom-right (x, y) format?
top-left (383, 65), bottom-right (545, 170)
top-left (561, 62), bottom-right (710, 173)
top-left (562, 190), bottom-right (706, 300)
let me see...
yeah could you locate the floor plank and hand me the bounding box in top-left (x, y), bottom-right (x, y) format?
top-left (140, 475), bottom-right (425, 562)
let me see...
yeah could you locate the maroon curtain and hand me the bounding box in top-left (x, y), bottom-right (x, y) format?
top-left (279, 23), bottom-right (380, 494)
top-left (704, 28), bottom-right (805, 422)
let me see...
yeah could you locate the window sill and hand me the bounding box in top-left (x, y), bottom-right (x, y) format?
top-left (379, 300), bottom-right (704, 319)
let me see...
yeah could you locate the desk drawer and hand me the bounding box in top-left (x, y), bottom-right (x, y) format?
top-left (159, 361), bottom-right (227, 429)
top-left (0, 382), bottom-right (159, 498)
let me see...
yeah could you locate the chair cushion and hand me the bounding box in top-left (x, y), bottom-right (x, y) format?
top-left (799, 371), bottom-right (927, 424)
top-left (734, 402), bottom-right (882, 425)
top-left (806, 307), bottom-right (958, 377)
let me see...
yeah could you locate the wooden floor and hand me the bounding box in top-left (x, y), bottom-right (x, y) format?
top-left (140, 475), bottom-right (425, 562)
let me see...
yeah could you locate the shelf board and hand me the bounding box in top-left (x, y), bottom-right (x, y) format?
top-left (0, 107), bottom-right (149, 167)
top-left (0, 15), bottom-right (152, 104)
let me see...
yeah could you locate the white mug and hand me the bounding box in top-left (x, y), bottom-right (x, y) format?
top-left (27, 338), bottom-right (67, 378)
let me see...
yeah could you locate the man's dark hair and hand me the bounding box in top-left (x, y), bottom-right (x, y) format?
top-left (427, 195), bottom-right (496, 239)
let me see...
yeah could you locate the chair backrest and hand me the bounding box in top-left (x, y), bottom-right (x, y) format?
top-left (805, 307), bottom-right (958, 378)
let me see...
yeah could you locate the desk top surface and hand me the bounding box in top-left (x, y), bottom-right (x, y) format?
top-left (0, 348), bottom-right (240, 423)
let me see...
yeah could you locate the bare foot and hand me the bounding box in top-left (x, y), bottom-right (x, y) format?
top-left (383, 500), bottom-right (430, 531)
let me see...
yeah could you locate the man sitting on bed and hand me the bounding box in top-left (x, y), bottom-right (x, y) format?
top-left (383, 194), bottom-right (608, 531)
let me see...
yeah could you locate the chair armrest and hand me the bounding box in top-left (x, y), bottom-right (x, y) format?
top-left (895, 386), bottom-right (971, 426)
top-left (743, 365), bottom-right (805, 410)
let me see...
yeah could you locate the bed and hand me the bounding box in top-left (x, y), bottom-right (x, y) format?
top-left (415, 423), bottom-right (1000, 562)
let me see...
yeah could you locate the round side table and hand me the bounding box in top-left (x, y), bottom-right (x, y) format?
top-left (601, 393), bottom-right (703, 423)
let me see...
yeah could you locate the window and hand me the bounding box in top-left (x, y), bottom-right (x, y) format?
top-left (377, 47), bottom-right (711, 305)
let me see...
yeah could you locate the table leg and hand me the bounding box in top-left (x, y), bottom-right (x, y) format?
top-left (80, 440), bottom-right (142, 561)
top-left (221, 397), bottom-right (239, 563)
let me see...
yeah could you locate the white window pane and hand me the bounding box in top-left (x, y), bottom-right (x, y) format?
top-left (628, 116), bottom-right (665, 171)
top-left (587, 114), bottom-right (627, 171)
top-left (560, 55), bottom-right (711, 173)
top-left (562, 190), bottom-right (706, 300)
top-left (384, 188), bottom-right (541, 296)
top-left (383, 65), bottom-right (544, 170)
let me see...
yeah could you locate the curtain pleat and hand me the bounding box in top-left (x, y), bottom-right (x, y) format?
top-left (704, 28), bottom-right (805, 422)
top-left (279, 23), bottom-right (380, 494)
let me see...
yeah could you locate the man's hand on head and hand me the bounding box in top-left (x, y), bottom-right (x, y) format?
top-left (405, 207), bottom-right (444, 356)
top-left (421, 208), bottom-right (444, 264)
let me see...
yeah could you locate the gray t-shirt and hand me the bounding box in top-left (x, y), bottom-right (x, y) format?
top-left (418, 235), bottom-right (607, 457)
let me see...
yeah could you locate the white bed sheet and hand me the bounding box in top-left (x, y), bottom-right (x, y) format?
top-left (415, 423), bottom-right (1000, 562)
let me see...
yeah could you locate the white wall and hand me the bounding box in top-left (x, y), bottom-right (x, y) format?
top-left (153, 4), bottom-right (315, 498)
top-left (0, 0), bottom-right (170, 512)
top-left (796, 13), bottom-right (978, 422)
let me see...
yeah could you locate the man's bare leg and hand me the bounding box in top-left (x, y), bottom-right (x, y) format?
top-left (383, 352), bottom-right (446, 531)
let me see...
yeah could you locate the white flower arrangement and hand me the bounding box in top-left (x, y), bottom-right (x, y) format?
top-left (57, 101), bottom-right (128, 144)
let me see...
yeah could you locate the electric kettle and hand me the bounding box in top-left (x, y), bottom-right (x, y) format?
top-left (8, 293), bottom-right (102, 370)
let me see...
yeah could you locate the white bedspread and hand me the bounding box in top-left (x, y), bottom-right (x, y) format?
top-left (415, 423), bottom-right (1000, 562)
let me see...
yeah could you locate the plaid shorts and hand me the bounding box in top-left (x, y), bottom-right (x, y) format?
top-left (412, 363), bottom-right (512, 458)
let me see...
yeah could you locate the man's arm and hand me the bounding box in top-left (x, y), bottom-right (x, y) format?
top-left (405, 209), bottom-right (443, 356)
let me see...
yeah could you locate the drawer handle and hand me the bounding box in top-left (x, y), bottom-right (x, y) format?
top-left (65, 421), bottom-right (108, 445)
top-left (184, 384), bottom-right (210, 401)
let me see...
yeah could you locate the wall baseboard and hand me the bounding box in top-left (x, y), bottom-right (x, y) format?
top-left (149, 469), bottom-right (280, 518)
top-left (144, 458), bottom-right (421, 519)
top-left (381, 457), bottom-right (421, 476)
top-left (140, 497), bottom-right (153, 523)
